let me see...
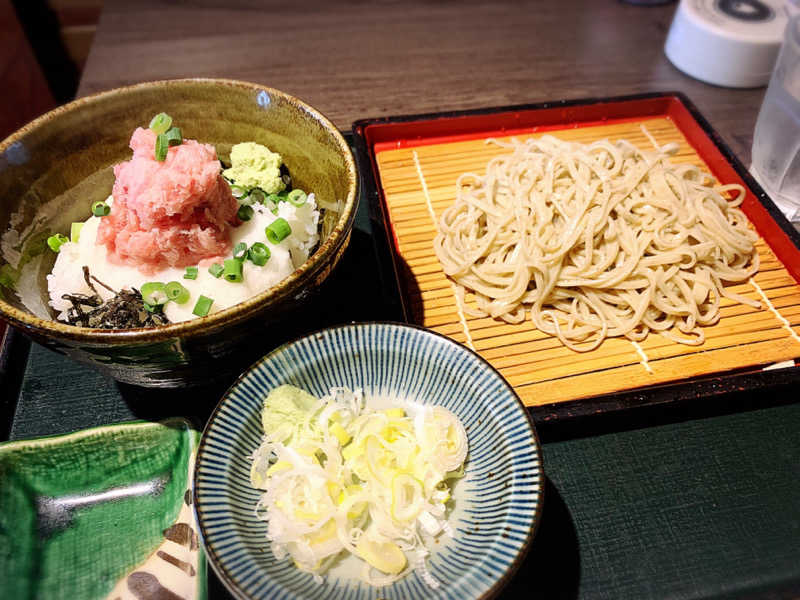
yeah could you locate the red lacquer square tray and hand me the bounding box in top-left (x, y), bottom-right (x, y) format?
top-left (352, 92), bottom-right (800, 421)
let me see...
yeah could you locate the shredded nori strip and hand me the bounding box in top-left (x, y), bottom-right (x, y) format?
top-left (280, 163), bottom-right (292, 190)
top-left (60, 266), bottom-right (170, 329)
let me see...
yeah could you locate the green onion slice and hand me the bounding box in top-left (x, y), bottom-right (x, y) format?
top-left (208, 263), bottom-right (224, 278)
top-left (148, 113), bottom-right (173, 134)
top-left (192, 295), bottom-right (213, 317)
top-left (222, 258), bottom-right (243, 282)
top-left (165, 127), bottom-right (182, 146)
top-left (248, 189), bottom-right (267, 205)
top-left (265, 194), bottom-right (279, 215)
top-left (184, 266), bottom-right (198, 280)
top-left (287, 189), bottom-right (307, 207)
top-left (231, 185), bottom-right (248, 199)
top-left (47, 234), bottom-right (68, 252)
top-left (233, 242), bottom-right (248, 260)
top-left (70, 222), bottom-right (83, 243)
top-left (266, 218), bottom-right (292, 244)
top-left (247, 242), bottom-right (270, 266)
top-left (140, 282), bottom-right (168, 306)
top-left (155, 133), bottom-right (169, 161)
top-left (143, 302), bottom-right (163, 313)
top-left (165, 281), bottom-right (190, 304)
top-left (92, 201), bottom-right (110, 217)
top-left (237, 204), bottom-right (254, 221)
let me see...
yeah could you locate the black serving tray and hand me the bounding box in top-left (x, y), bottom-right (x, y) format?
top-left (2, 133), bottom-right (800, 600)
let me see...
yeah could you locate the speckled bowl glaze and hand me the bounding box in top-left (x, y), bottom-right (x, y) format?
top-left (0, 79), bottom-right (358, 386)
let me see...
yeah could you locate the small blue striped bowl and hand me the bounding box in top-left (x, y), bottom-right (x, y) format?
top-left (194, 322), bottom-right (543, 599)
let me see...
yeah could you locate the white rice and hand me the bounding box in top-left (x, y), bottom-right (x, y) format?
top-left (46, 195), bottom-right (320, 323)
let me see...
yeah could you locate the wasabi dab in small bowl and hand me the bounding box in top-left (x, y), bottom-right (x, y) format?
top-left (194, 322), bottom-right (543, 600)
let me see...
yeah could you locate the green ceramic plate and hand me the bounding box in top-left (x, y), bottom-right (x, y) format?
top-left (0, 419), bottom-right (206, 599)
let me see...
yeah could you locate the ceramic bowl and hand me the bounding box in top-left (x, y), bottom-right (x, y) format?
top-left (0, 78), bottom-right (358, 386)
top-left (0, 419), bottom-right (204, 599)
top-left (194, 322), bottom-right (543, 600)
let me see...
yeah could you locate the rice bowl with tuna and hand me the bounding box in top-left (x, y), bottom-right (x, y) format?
top-left (45, 114), bottom-right (322, 328)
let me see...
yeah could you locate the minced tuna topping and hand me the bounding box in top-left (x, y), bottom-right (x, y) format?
top-left (97, 127), bottom-right (238, 274)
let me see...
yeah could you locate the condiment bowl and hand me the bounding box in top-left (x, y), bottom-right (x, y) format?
top-left (194, 322), bottom-right (543, 599)
top-left (0, 78), bottom-right (358, 386)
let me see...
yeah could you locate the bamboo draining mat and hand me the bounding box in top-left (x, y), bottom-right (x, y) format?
top-left (374, 117), bottom-right (800, 406)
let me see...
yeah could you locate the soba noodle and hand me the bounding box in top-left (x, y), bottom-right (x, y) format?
top-left (433, 131), bottom-right (760, 351)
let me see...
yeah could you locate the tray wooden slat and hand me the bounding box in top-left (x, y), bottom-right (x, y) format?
top-left (374, 117), bottom-right (800, 407)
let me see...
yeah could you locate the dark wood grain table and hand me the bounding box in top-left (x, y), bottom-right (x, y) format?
top-left (79, 0), bottom-right (765, 163)
top-left (7, 1), bottom-right (799, 599)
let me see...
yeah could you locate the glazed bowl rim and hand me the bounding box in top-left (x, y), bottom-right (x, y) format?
top-left (0, 77), bottom-right (358, 344)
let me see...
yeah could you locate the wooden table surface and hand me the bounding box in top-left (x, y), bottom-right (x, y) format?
top-left (67, 2), bottom-right (800, 600)
top-left (79, 0), bottom-right (765, 165)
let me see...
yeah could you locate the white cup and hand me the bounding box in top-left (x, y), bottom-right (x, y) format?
top-left (751, 15), bottom-right (800, 229)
